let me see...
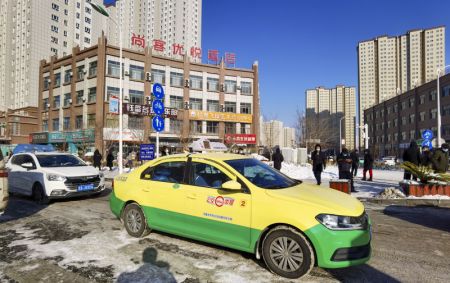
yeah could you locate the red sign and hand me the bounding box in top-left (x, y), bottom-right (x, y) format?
top-left (224, 134), bottom-right (257, 144)
top-left (172, 43), bottom-right (184, 55)
top-left (190, 47), bottom-right (202, 58)
top-left (131, 33), bottom-right (145, 48)
top-left (208, 49), bottom-right (219, 64)
top-left (225, 52), bottom-right (236, 66)
top-left (153, 39), bottom-right (165, 52)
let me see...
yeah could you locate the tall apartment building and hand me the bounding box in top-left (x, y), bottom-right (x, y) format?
top-left (105, 0), bottom-right (202, 60)
top-left (0, 0), bottom-right (105, 110)
top-left (305, 85), bottom-right (356, 151)
top-left (358, 26), bottom-right (446, 146)
top-left (283, 127), bottom-right (296, 148)
top-left (263, 120), bottom-right (284, 148)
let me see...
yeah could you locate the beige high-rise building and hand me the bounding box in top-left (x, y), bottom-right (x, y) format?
top-left (305, 85), bottom-right (356, 150)
top-left (0, 0), bottom-right (106, 110)
top-left (263, 120), bottom-right (284, 148)
top-left (357, 26), bottom-right (445, 147)
top-left (283, 127), bottom-right (296, 148)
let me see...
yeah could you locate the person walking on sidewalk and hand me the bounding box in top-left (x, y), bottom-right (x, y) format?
top-left (93, 149), bottom-right (102, 170)
top-left (311, 144), bottom-right (326, 185)
top-left (420, 145), bottom-right (433, 168)
top-left (350, 149), bottom-right (359, 177)
top-left (337, 148), bottom-right (356, 192)
top-left (272, 147), bottom-right (284, 171)
top-left (402, 141), bottom-right (421, 180)
top-left (431, 143), bottom-right (450, 173)
top-left (362, 149), bottom-right (374, 181)
top-left (107, 150), bottom-right (114, 171)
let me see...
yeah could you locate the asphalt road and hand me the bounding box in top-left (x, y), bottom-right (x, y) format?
top-left (0, 187), bottom-right (449, 283)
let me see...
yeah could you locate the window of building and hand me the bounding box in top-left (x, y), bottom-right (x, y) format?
top-left (106, 114), bottom-right (118, 128)
top-left (420, 111), bottom-right (426, 121)
top-left (169, 119), bottom-right (182, 133)
top-left (130, 65), bottom-right (144, 80)
top-left (401, 131), bottom-right (406, 141)
top-left (429, 90), bottom-right (436, 101)
top-left (170, 95), bottom-right (183, 109)
top-left (85, 17), bottom-right (91, 24)
top-left (206, 121), bottom-right (219, 134)
top-left (401, 101), bottom-right (407, 110)
top-left (51, 25), bottom-right (59, 33)
top-left (207, 100), bottom-right (219, 112)
top-left (107, 86), bottom-right (119, 101)
top-left (85, 27), bottom-right (91, 34)
top-left (443, 85), bottom-right (450, 97)
top-left (151, 69), bottom-right (165, 84)
top-left (52, 118), bottom-right (59, 131)
top-left (409, 114), bottom-right (415, 123)
top-left (76, 90), bottom-right (84, 104)
top-left (190, 121), bottom-right (202, 133)
top-left (64, 69), bottom-right (72, 84)
top-left (42, 120), bottom-right (48, 132)
top-left (63, 117), bottom-right (70, 130)
top-left (241, 123), bottom-right (250, 134)
top-left (89, 61), bottom-right (97, 77)
top-left (63, 93), bottom-right (71, 106)
top-left (51, 14), bottom-right (59, 22)
top-left (88, 87), bottom-right (96, 103)
top-left (387, 107), bottom-right (391, 115)
top-left (430, 108), bottom-right (437, 119)
top-left (107, 60), bottom-right (121, 77)
top-left (401, 117), bottom-right (406, 125)
top-left (53, 95), bottom-right (60, 108)
top-left (240, 103), bottom-right (252, 114)
top-left (207, 77), bottom-right (219, 91)
top-left (189, 75), bottom-right (202, 90)
top-left (87, 114), bottom-right (95, 128)
top-left (53, 73), bottom-right (61, 87)
top-left (241, 81), bottom-right (252, 95)
top-left (393, 118), bottom-right (398, 127)
top-left (409, 98), bottom-right (415, 108)
top-left (224, 80), bottom-right (237, 93)
top-left (75, 115), bottom-right (83, 129)
top-left (410, 130), bottom-right (416, 140)
top-left (52, 3), bottom-right (59, 11)
top-left (394, 104), bottom-right (398, 113)
top-left (420, 94), bottom-right (425, 104)
top-left (128, 116), bottom-right (144, 129)
top-left (224, 122), bottom-right (235, 134)
top-left (170, 72), bottom-right (183, 87)
top-left (189, 98), bottom-right (202, 110)
top-left (43, 98), bottom-right (49, 111)
top-left (225, 102), bottom-right (236, 113)
top-left (77, 65), bottom-right (85, 80)
top-left (129, 90), bottom-right (144, 104)
top-left (43, 76), bottom-right (50, 90)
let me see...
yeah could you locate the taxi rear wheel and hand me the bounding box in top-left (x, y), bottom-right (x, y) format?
top-left (122, 203), bottom-right (150, 238)
top-left (262, 226), bottom-right (315, 279)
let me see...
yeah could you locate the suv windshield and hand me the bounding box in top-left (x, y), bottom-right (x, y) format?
top-left (36, 154), bottom-right (86, 167)
top-left (225, 158), bottom-right (299, 189)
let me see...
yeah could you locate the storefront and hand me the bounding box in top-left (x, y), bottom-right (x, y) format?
top-left (31, 129), bottom-right (95, 155)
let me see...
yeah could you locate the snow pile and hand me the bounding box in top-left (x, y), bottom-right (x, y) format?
top-left (407, 194), bottom-right (450, 200)
top-left (250, 153), bottom-right (268, 161)
top-left (281, 162), bottom-right (338, 180)
top-left (376, 187), bottom-right (406, 199)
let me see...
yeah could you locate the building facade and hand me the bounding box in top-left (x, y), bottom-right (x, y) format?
top-left (37, 35), bottom-right (259, 156)
top-left (305, 85), bottom-right (356, 151)
top-left (364, 73), bottom-right (450, 158)
top-left (0, 0), bottom-right (106, 111)
top-left (283, 127), bottom-right (296, 148)
top-left (262, 120), bottom-right (284, 148)
top-left (0, 107), bottom-right (39, 145)
top-left (358, 26), bottom-right (446, 147)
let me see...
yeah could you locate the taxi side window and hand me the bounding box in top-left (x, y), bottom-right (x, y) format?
top-left (142, 161), bottom-right (186, 184)
top-left (191, 162), bottom-right (231, 188)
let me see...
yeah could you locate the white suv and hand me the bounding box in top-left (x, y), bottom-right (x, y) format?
top-left (6, 152), bottom-right (105, 204)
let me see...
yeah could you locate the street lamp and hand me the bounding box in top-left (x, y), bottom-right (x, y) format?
top-left (436, 65), bottom-right (450, 148)
top-left (88, 1), bottom-right (124, 174)
top-left (339, 117), bottom-right (345, 153)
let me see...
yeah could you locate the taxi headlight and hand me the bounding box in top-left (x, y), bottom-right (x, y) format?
top-left (47, 174), bottom-right (66, 182)
top-left (316, 213), bottom-right (368, 230)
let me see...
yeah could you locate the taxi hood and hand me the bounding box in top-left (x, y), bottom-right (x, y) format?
top-left (265, 183), bottom-right (364, 217)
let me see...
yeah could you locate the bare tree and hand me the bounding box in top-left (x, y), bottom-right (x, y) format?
top-left (299, 110), bottom-right (338, 152)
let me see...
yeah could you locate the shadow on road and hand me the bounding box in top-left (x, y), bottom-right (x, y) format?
top-left (0, 195), bottom-right (47, 224)
top-left (117, 247), bottom-right (176, 283)
top-left (383, 205), bottom-right (450, 233)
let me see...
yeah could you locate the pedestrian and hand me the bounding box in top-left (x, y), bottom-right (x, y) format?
top-left (362, 149), bottom-right (374, 181)
top-left (337, 148), bottom-right (356, 192)
top-left (420, 145), bottom-right (433, 168)
top-left (402, 141), bottom-right (421, 180)
top-left (350, 149), bottom-right (359, 177)
top-left (272, 147), bottom-right (284, 171)
top-left (161, 146), bottom-right (168, 156)
top-left (311, 144), bottom-right (326, 185)
top-left (93, 149), bottom-right (102, 170)
top-left (107, 150), bottom-right (114, 171)
top-left (431, 143), bottom-right (449, 173)
top-left (127, 151), bottom-right (134, 168)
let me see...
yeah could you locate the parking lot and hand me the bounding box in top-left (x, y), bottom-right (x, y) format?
top-left (1, 186), bottom-right (449, 283)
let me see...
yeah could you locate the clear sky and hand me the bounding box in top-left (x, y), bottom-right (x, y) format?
top-left (201, 0), bottom-right (450, 127)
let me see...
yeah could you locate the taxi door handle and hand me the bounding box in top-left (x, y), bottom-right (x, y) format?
top-left (187, 194), bottom-right (197, 200)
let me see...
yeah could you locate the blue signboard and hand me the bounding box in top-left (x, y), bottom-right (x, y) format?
top-left (422, 139), bottom-right (433, 149)
top-left (152, 99), bottom-right (164, 115)
top-left (152, 116), bottom-right (165, 132)
top-left (103, 0), bottom-right (117, 7)
top-left (152, 83), bottom-right (165, 99)
top-left (109, 96), bottom-right (119, 114)
top-left (422, 129), bottom-right (433, 141)
top-left (139, 144), bottom-right (155, 161)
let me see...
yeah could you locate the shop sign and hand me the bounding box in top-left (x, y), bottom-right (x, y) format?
top-left (103, 128), bottom-right (144, 141)
top-left (31, 132), bottom-right (49, 144)
top-left (189, 110), bottom-right (252, 123)
top-left (224, 134), bottom-right (257, 144)
top-left (49, 132), bottom-right (66, 143)
top-left (47, 129), bottom-right (96, 143)
top-left (109, 96), bottom-right (119, 114)
top-left (123, 103), bottom-right (178, 118)
top-left (139, 144), bottom-right (155, 161)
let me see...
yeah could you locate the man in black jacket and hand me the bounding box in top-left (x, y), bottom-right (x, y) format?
top-left (350, 149), bottom-right (359, 177)
top-left (338, 148), bottom-right (356, 192)
top-left (311, 144), bottom-right (326, 185)
top-left (362, 149), bottom-right (374, 181)
top-left (420, 145), bottom-right (433, 168)
top-left (272, 147), bottom-right (284, 171)
top-left (402, 141), bottom-right (421, 180)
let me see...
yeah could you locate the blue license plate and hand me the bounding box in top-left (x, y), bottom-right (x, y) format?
top-left (78, 184), bottom-right (94, 192)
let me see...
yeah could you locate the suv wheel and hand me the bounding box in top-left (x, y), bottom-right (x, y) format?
top-left (32, 183), bottom-right (49, 205)
top-left (122, 203), bottom-right (150, 237)
top-left (262, 226), bottom-right (315, 279)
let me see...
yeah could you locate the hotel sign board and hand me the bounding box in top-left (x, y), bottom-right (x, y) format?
top-left (189, 110), bottom-right (252, 123)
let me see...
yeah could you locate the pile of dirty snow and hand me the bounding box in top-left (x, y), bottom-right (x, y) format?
top-left (376, 187), bottom-right (406, 199)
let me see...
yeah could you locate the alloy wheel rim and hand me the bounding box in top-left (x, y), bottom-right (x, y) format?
top-left (127, 209), bottom-right (142, 233)
top-left (269, 236), bottom-right (303, 272)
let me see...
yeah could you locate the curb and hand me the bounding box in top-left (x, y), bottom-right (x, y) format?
top-left (358, 197), bottom-right (450, 208)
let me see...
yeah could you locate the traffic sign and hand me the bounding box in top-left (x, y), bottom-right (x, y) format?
top-left (422, 139), bottom-right (433, 149)
top-left (152, 99), bottom-right (164, 115)
top-left (152, 115), bottom-right (165, 132)
top-left (422, 129), bottom-right (433, 141)
top-left (152, 83), bottom-right (164, 99)
top-left (139, 144), bottom-right (155, 161)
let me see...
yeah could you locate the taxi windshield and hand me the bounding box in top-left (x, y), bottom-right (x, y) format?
top-left (225, 158), bottom-right (299, 189)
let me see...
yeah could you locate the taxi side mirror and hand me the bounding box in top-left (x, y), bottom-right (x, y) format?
top-left (221, 180), bottom-right (241, 191)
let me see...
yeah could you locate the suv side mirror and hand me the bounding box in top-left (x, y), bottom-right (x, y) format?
top-left (21, 162), bottom-right (34, 170)
top-left (221, 180), bottom-right (241, 191)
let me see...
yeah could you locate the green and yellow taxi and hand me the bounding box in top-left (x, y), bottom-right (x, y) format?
top-left (110, 153), bottom-right (371, 279)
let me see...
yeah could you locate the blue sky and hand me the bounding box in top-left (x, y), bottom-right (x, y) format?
top-left (202, 0), bottom-right (450, 127)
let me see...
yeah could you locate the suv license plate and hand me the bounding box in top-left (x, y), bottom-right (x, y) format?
top-left (78, 184), bottom-right (94, 192)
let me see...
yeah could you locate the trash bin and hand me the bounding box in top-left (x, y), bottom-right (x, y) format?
top-left (329, 179), bottom-right (350, 194)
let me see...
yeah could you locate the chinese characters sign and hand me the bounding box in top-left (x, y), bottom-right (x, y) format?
top-left (131, 33), bottom-right (145, 48)
top-left (189, 110), bottom-right (252, 123)
top-left (224, 134), bottom-right (257, 145)
top-left (123, 103), bottom-right (178, 118)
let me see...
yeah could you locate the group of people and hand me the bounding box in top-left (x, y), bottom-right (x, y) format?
top-left (402, 141), bottom-right (449, 179)
top-left (93, 149), bottom-right (115, 171)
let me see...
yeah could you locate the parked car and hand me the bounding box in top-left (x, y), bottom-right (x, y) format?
top-left (111, 153), bottom-right (371, 279)
top-left (381, 156), bottom-right (396, 167)
top-left (6, 152), bottom-right (105, 204)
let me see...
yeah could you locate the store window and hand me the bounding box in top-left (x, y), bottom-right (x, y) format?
top-left (207, 100), bottom-right (219, 112)
top-left (170, 72), bottom-right (183, 87)
top-left (224, 102), bottom-right (236, 113)
top-left (170, 95), bottom-right (183, 109)
top-left (130, 65), bottom-right (144, 80)
top-left (87, 114), bottom-right (95, 128)
top-left (224, 80), bottom-right (237, 93)
top-left (190, 121), bottom-right (202, 133)
top-left (151, 69), bottom-right (165, 84)
top-left (241, 81), bottom-right (252, 95)
top-left (190, 75), bottom-right (202, 90)
top-left (206, 121), bottom-right (219, 134)
top-left (75, 115), bottom-right (83, 129)
top-left (207, 77), bottom-right (219, 91)
top-left (129, 90), bottom-right (144, 104)
top-left (189, 98), bottom-right (202, 110)
top-left (240, 103), bottom-right (251, 114)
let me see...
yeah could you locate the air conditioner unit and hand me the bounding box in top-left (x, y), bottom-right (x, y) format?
top-left (146, 72), bottom-right (151, 82)
top-left (185, 79), bottom-right (190, 87)
top-left (184, 101), bottom-right (190, 110)
top-left (46, 103), bottom-right (51, 108)
top-left (220, 104), bottom-right (225, 112)
top-left (124, 71), bottom-right (130, 76)
top-left (69, 71), bottom-right (73, 77)
top-left (236, 85), bottom-right (241, 91)
top-left (82, 98), bottom-right (86, 103)
top-left (68, 98), bottom-right (72, 104)
top-left (221, 84), bottom-right (225, 92)
top-left (124, 94), bottom-right (130, 101)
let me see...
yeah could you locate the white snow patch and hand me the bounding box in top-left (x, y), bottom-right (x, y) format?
top-left (407, 194), bottom-right (450, 200)
top-left (18, 263), bottom-right (40, 272)
top-left (281, 163), bottom-right (338, 180)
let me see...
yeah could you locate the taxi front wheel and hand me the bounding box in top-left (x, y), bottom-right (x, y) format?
top-left (122, 203), bottom-right (150, 238)
top-left (262, 226), bottom-right (315, 279)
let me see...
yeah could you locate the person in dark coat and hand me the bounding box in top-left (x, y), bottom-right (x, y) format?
top-left (402, 141), bottom-right (421, 180)
top-left (431, 143), bottom-right (449, 173)
top-left (362, 149), bottom-right (374, 181)
top-left (420, 145), bottom-right (433, 168)
top-left (337, 148), bottom-right (356, 192)
top-left (350, 149), bottom-right (359, 177)
top-left (93, 149), bottom-right (102, 170)
top-left (311, 144), bottom-right (326, 185)
top-left (272, 147), bottom-right (284, 171)
top-left (107, 150), bottom-right (114, 171)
